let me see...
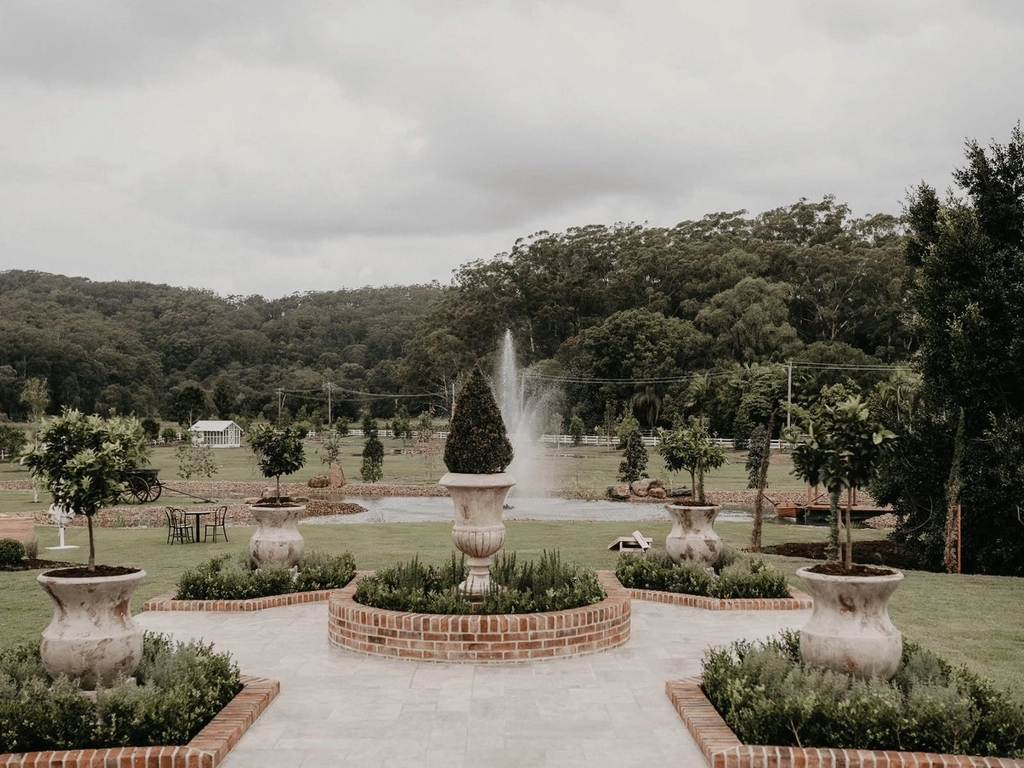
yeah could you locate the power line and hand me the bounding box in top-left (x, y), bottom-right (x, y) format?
top-left (522, 360), bottom-right (912, 386)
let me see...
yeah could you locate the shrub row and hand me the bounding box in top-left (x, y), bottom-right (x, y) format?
top-left (354, 551), bottom-right (606, 614)
top-left (176, 550), bottom-right (356, 600)
top-left (0, 633), bottom-right (241, 753)
top-left (702, 631), bottom-right (1024, 757)
top-left (615, 549), bottom-right (790, 599)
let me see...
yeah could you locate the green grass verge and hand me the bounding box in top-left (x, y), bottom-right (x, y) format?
top-left (2, 519), bottom-right (1021, 691)
top-left (0, 439), bottom-right (807, 515)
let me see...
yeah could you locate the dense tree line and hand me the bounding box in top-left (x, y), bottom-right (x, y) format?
top-left (872, 124), bottom-right (1024, 575)
top-left (0, 273), bottom-right (441, 424)
top-left (0, 196), bottom-right (913, 437)
top-left (403, 196), bottom-right (914, 436)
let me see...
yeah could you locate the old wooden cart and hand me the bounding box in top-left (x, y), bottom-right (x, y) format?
top-left (121, 468), bottom-right (163, 504)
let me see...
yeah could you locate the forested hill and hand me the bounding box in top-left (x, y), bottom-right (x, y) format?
top-left (0, 271), bottom-right (442, 423)
top-left (0, 196), bottom-right (916, 434)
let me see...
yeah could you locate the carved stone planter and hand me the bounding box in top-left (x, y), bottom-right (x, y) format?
top-left (664, 504), bottom-right (722, 567)
top-left (439, 472), bottom-right (516, 594)
top-left (249, 504), bottom-right (305, 568)
top-left (797, 565), bottom-right (904, 680)
top-left (37, 567), bottom-right (146, 690)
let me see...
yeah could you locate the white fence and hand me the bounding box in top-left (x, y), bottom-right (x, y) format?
top-left (540, 434), bottom-right (784, 449)
top-left (323, 429), bottom-right (781, 450)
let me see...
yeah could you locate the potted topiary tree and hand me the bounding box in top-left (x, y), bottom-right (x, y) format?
top-left (22, 409), bottom-right (148, 690)
top-left (439, 367), bottom-right (515, 594)
top-left (656, 417), bottom-right (727, 567)
top-left (248, 424), bottom-right (307, 568)
top-left (789, 394), bottom-right (900, 679)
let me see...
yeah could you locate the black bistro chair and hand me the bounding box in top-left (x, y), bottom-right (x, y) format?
top-left (165, 507), bottom-right (192, 544)
top-left (203, 505), bottom-right (229, 543)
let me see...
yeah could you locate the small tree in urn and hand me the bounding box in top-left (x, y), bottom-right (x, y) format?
top-left (443, 367), bottom-right (513, 474)
top-left (440, 367), bottom-right (515, 594)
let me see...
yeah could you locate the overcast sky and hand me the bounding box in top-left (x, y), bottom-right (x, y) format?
top-left (1, 1), bottom-right (1021, 298)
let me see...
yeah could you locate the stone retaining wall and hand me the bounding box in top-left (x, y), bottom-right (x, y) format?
top-left (665, 677), bottom-right (1023, 768)
top-left (328, 571), bottom-right (630, 662)
top-left (0, 675), bottom-right (278, 768)
top-left (627, 585), bottom-right (813, 611)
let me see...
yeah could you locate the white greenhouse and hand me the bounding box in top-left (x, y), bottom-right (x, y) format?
top-left (189, 420), bottom-right (243, 448)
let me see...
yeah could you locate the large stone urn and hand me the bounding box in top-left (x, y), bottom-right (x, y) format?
top-left (37, 567), bottom-right (146, 690)
top-left (664, 504), bottom-right (722, 567)
top-left (797, 566), bottom-right (904, 680)
top-left (440, 472), bottom-right (516, 594)
top-left (249, 503), bottom-right (305, 568)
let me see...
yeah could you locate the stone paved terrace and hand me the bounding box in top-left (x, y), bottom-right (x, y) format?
top-left (137, 598), bottom-right (808, 767)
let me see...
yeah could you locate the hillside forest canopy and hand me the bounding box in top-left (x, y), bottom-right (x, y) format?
top-left (0, 194), bottom-right (911, 438)
top-left (2, 124), bottom-right (1024, 575)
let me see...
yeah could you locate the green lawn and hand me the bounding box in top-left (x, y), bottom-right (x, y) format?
top-left (4, 519), bottom-right (1022, 692)
top-left (0, 438), bottom-right (805, 514)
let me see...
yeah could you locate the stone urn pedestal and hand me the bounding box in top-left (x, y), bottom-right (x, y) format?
top-left (797, 565), bottom-right (904, 680)
top-left (249, 503), bottom-right (305, 568)
top-left (664, 504), bottom-right (722, 567)
top-left (440, 472), bottom-right (516, 595)
top-left (37, 567), bottom-right (146, 690)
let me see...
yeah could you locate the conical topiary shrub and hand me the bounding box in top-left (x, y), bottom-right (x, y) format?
top-left (443, 367), bottom-right (514, 474)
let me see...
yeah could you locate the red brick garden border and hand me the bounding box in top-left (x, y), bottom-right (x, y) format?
top-left (627, 585), bottom-right (812, 611)
top-left (142, 588), bottom-right (339, 612)
top-left (0, 675), bottom-right (279, 768)
top-left (665, 677), bottom-right (1024, 768)
top-left (328, 570), bottom-right (630, 662)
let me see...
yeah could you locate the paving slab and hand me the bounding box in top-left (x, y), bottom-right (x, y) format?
top-left (137, 598), bottom-right (809, 767)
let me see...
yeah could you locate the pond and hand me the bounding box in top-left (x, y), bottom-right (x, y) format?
top-left (301, 497), bottom-right (820, 525)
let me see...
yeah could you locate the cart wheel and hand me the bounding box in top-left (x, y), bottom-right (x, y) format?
top-left (150, 482), bottom-right (163, 502)
top-left (126, 475), bottom-right (150, 504)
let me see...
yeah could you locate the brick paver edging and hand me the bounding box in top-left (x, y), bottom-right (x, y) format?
top-left (0, 675), bottom-right (279, 768)
top-left (142, 587), bottom-right (347, 612)
top-left (328, 570), bottom-right (630, 662)
top-left (666, 677), bottom-right (1024, 768)
top-left (626, 584), bottom-right (813, 611)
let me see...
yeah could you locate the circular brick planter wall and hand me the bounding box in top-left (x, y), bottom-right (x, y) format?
top-left (328, 571), bottom-right (630, 662)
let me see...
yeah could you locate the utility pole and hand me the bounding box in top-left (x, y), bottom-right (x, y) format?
top-left (275, 388), bottom-right (284, 425)
top-left (325, 382), bottom-right (334, 426)
top-left (786, 361), bottom-right (793, 430)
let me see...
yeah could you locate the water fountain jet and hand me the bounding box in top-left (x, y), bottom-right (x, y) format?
top-left (495, 330), bottom-right (554, 496)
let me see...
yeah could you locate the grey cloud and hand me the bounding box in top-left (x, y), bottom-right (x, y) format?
top-left (1, 0), bottom-right (1023, 297)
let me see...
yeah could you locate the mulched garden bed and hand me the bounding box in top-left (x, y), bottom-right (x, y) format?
top-left (759, 539), bottom-right (932, 571)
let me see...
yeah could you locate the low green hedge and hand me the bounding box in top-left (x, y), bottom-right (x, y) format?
top-left (176, 550), bottom-right (356, 600)
top-left (354, 551), bottom-right (606, 614)
top-left (615, 549), bottom-right (790, 599)
top-left (0, 634), bottom-right (241, 753)
top-left (0, 538), bottom-right (25, 569)
top-left (702, 631), bottom-right (1024, 757)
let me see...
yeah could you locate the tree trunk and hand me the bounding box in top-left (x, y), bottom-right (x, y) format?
top-left (944, 410), bottom-right (965, 573)
top-left (845, 487), bottom-right (854, 571)
top-left (943, 491), bottom-right (960, 573)
top-left (750, 411), bottom-right (776, 553)
top-left (826, 489), bottom-right (841, 562)
top-left (87, 513), bottom-right (96, 571)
